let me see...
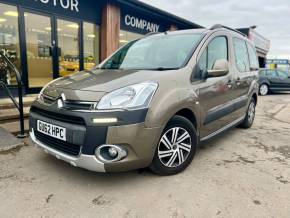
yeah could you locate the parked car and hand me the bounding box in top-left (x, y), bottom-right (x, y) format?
top-left (59, 54), bottom-right (96, 77)
top-left (29, 25), bottom-right (259, 175)
top-left (258, 69), bottom-right (290, 95)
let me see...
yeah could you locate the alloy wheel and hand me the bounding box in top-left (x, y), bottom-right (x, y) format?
top-left (259, 84), bottom-right (268, 96)
top-left (158, 127), bottom-right (192, 168)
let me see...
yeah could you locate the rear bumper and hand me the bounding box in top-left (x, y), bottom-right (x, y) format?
top-left (30, 129), bottom-right (105, 172)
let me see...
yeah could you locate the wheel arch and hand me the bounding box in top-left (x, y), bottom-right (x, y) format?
top-left (259, 79), bottom-right (270, 87)
top-left (252, 92), bottom-right (258, 105)
top-left (174, 108), bottom-right (198, 130)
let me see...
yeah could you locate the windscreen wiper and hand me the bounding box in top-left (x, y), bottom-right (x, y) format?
top-left (149, 67), bottom-right (180, 71)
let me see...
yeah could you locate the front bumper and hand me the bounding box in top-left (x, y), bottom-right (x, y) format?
top-left (30, 129), bottom-right (105, 172)
top-left (29, 101), bottom-right (163, 172)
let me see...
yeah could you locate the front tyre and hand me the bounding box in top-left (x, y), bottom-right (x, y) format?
top-left (239, 98), bottom-right (256, 129)
top-left (150, 116), bottom-right (197, 176)
top-left (259, 84), bottom-right (269, 96)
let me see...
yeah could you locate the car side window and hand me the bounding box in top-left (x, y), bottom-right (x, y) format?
top-left (276, 70), bottom-right (288, 79)
top-left (266, 70), bottom-right (277, 77)
top-left (207, 37), bottom-right (228, 69)
top-left (233, 38), bottom-right (250, 72)
top-left (259, 70), bottom-right (266, 76)
top-left (247, 43), bottom-right (259, 70)
top-left (196, 36), bottom-right (228, 79)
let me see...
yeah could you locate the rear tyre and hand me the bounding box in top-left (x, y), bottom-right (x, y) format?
top-left (259, 84), bottom-right (269, 96)
top-left (239, 98), bottom-right (256, 129)
top-left (150, 115), bottom-right (197, 176)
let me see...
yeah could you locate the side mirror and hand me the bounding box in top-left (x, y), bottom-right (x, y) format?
top-left (207, 59), bottom-right (229, 78)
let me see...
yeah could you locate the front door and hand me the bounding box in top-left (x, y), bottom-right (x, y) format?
top-left (22, 10), bottom-right (81, 92)
top-left (194, 35), bottom-right (235, 138)
top-left (265, 70), bottom-right (280, 88)
top-left (276, 70), bottom-right (290, 90)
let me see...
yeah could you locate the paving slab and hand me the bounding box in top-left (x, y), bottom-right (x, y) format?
top-left (0, 127), bottom-right (24, 152)
top-left (0, 119), bottom-right (29, 135)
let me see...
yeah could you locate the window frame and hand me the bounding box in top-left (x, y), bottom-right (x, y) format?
top-left (194, 35), bottom-right (229, 80)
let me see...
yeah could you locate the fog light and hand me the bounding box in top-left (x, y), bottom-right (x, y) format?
top-left (95, 144), bottom-right (127, 163)
top-left (92, 117), bottom-right (118, 124)
top-left (108, 147), bottom-right (118, 158)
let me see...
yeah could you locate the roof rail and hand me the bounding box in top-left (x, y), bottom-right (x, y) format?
top-left (210, 24), bottom-right (247, 37)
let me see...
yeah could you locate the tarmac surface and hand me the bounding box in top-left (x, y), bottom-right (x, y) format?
top-left (0, 94), bottom-right (289, 218)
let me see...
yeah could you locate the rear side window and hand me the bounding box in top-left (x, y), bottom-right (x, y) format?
top-left (233, 38), bottom-right (250, 72)
top-left (277, 70), bottom-right (288, 79)
top-left (266, 70), bottom-right (277, 77)
top-left (196, 36), bottom-right (228, 79)
top-left (247, 43), bottom-right (259, 69)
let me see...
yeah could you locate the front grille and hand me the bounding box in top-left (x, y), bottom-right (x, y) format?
top-left (31, 106), bottom-right (85, 125)
top-left (35, 131), bottom-right (81, 156)
top-left (63, 100), bottom-right (95, 111)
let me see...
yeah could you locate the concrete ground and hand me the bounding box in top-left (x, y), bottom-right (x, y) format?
top-left (0, 94), bottom-right (289, 218)
top-left (0, 127), bottom-right (24, 152)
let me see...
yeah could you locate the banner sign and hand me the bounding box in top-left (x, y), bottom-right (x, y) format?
top-left (121, 8), bottom-right (170, 34)
top-left (266, 59), bottom-right (289, 65)
top-left (1, 0), bottom-right (102, 23)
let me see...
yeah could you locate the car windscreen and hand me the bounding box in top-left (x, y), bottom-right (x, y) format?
top-left (101, 33), bottom-right (203, 70)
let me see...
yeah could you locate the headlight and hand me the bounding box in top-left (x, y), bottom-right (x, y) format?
top-left (97, 82), bottom-right (158, 110)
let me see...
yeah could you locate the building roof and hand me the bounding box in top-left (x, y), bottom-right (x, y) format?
top-left (116, 0), bottom-right (203, 29)
top-left (237, 27), bottom-right (270, 54)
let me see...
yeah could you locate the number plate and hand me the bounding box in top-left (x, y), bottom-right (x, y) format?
top-left (37, 120), bottom-right (66, 141)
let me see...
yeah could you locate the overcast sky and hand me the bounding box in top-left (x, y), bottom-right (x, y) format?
top-left (141, 0), bottom-right (290, 59)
